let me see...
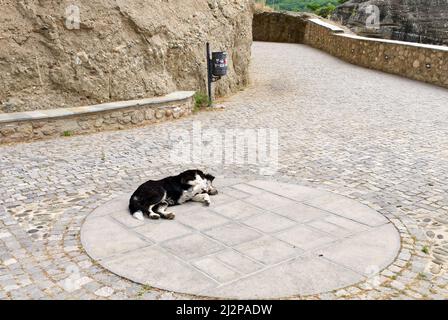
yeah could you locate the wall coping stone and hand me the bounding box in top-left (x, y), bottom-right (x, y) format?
top-left (308, 18), bottom-right (345, 33)
top-left (336, 33), bottom-right (448, 52)
top-left (0, 91), bottom-right (195, 124)
top-left (307, 18), bottom-right (448, 52)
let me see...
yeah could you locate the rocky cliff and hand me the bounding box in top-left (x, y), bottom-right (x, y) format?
top-left (0, 0), bottom-right (253, 113)
top-left (332, 0), bottom-right (448, 46)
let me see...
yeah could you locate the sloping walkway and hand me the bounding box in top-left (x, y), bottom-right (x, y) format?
top-left (1, 42), bottom-right (448, 299)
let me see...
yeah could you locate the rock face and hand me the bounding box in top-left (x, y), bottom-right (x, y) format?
top-left (332, 0), bottom-right (448, 46)
top-left (0, 0), bottom-right (253, 113)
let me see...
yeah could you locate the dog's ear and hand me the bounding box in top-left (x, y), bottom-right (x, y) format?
top-left (205, 174), bottom-right (215, 182)
top-left (196, 170), bottom-right (206, 178)
top-left (180, 171), bottom-right (196, 185)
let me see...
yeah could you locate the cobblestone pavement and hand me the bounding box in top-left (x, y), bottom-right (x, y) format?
top-left (1, 42), bottom-right (448, 299)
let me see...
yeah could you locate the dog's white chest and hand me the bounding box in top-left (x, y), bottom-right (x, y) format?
top-left (177, 173), bottom-right (208, 204)
top-left (178, 185), bottom-right (202, 204)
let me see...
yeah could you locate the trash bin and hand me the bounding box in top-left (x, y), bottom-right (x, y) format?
top-left (211, 52), bottom-right (228, 77)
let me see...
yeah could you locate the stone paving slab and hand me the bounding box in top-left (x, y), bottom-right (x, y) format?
top-left (81, 217), bottom-right (150, 261)
top-left (235, 236), bottom-right (301, 265)
top-left (275, 225), bottom-right (337, 251)
top-left (101, 246), bottom-right (218, 294)
top-left (201, 255), bottom-right (364, 299)
top-left (211, 200), bottom-right (266, 220)
top-left (134, 221), bottom-right (193, 243)
top-left (271, 202), bottom-right (331, 223)
top-left (316, 224), bottom-right (401, 276)
top-left (175, 208), bottom-right (230, 230)
top-left (193, 257), bottom-right (242, 283)
top-left (304, 195), bottom-right (389, 227)
top-left (89, 195), bottom-right (130, 218)
top-left (204, 223), bottom-right (264, 247)
top-left (161, 233), bottom-right (225, 261)
top-left (80, 180), bottom-right (400, 298)
top-left (213, 250), bottom-right (264, 275)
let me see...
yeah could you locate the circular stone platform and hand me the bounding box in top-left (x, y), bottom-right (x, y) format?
top-left (81, 179), bottom-right (400, 299)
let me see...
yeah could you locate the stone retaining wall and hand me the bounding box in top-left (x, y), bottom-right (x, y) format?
top-left (0, 91), bottom-right (194, 145)
top-left (252, 11), bottom-right (308, 44)
top-left (253, 12), bottom-right (448, 89)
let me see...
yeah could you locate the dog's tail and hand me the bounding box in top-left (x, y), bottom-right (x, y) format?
top-left (129, 195), bottom-right (143, 214)
top-left (129, 195), bottom-right (146, 221)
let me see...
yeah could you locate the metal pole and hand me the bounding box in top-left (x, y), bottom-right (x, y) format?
top-left (206, 42), bottom-right (212, 106)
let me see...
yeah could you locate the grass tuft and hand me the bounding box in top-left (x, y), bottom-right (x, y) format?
top-left (137, 285), bottom-right (153, 298)
top-left (417, 272), bottom-right (427, 280)
top-left (194, 92), bottom-right (210, 112)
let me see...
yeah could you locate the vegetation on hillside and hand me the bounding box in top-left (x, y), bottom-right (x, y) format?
top-left (255, 0), bottom-right (348, 18)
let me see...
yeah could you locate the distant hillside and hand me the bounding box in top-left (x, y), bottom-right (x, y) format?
top-left (263, 0), bottom-right (346, 17)
top-left (266, 0), bottom-right (335, 11)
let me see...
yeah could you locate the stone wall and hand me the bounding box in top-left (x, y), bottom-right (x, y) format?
top-left (0, 92), bottom-right (194, 145)
top-left (253, 11), bottom-right (310, 44)
top-left (253, 12), bottom-right (448, 90)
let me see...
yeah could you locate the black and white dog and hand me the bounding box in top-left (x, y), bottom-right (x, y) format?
top-left (129, 170), bottom-right (218, 221)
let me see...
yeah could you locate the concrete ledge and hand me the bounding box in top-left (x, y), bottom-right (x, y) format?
top-left (0, 91), bottom-right (195, 144)
top-left (0, 91), bottom-right (195, 124)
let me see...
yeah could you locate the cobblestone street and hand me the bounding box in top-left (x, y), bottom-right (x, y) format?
top-left (1, 42), bottom-right (448, 299)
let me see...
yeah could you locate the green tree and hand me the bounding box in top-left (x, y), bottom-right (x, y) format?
top-left (265, 0), bottom-right (342, 14)
top-left (306, 2), bottom-right (321, 11)
top-left (315, 4), bottom-right (336, 17)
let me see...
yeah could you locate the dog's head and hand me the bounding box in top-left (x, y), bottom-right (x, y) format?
top-left (179, 170), bottom-right (206, 189)
top-left (203, 173), bottom-right (218, 195)
top-left (179, 170), bottom-right (218, 195)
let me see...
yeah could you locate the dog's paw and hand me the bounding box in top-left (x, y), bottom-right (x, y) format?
top-left (149, 213), bottom-right (161, 220)
top-left (133, 211), bottom-right (144, 221)
top-left (163, 212), bottom-right (176, 220)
